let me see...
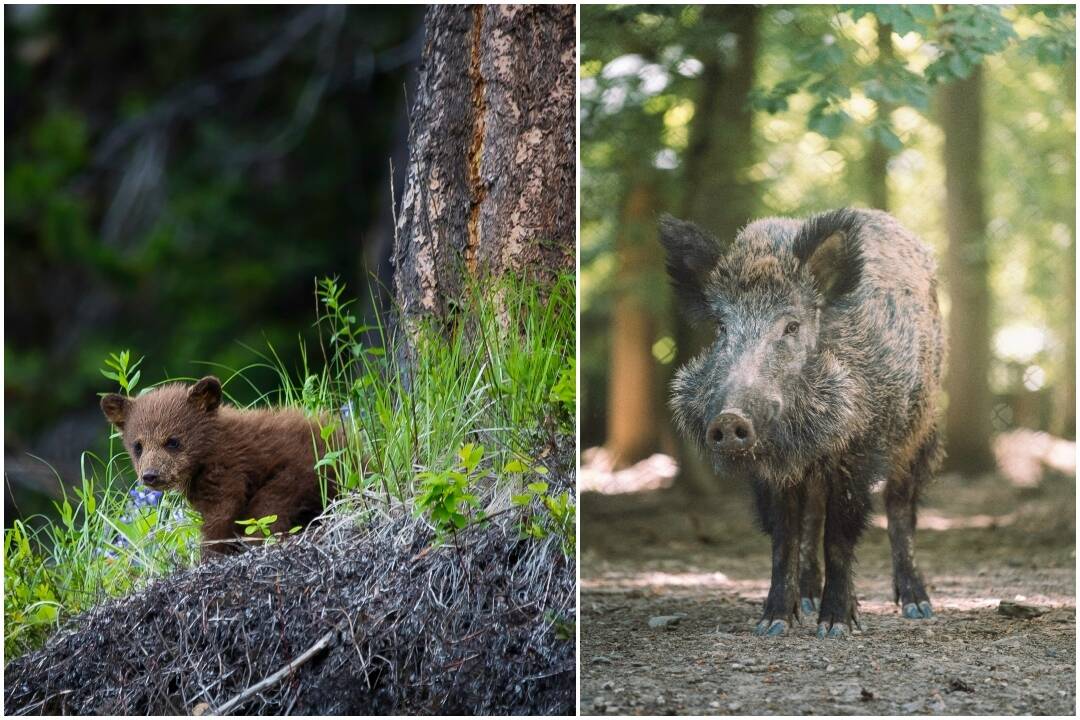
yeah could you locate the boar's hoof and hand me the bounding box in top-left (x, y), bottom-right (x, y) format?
top-left (753, 618), bottom-right (789, 637)
top-left (816, 622), bottom-right (848, 639)
top-left (800, 597), bottom-right (820, 615)
top-left (902, 601), bottom-right (934, 619)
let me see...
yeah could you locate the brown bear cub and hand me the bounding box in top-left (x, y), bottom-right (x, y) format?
top-left (101, 376), bottom-right (336, 557)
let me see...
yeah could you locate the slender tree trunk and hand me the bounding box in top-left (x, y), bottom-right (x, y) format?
top-left (669, 5), bottom-right (759, 494)
top-left (605, 182), bottom-right (660, 468)
top-left (940, 66), bottom-right (995, 473)
top-left (1052, 63), bottom-right (1076, 439)
top-left (392, 5), bottom-right (575, 321)
top-left (867, 21), bottom-right (893, 211)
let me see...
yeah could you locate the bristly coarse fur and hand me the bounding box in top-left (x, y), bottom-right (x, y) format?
top-left (667, 208), bottom-right (944, 488)
top-left (101, 377), bottom-right (335, 555)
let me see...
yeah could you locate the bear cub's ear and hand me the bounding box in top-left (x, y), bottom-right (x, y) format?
top-left (188, 376), bottom-right (222, 412)
top-left (101, 394), bottom-right (131, 429)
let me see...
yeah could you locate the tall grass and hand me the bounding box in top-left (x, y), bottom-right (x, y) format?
top-left (4, 274), bottom-right (576, 659)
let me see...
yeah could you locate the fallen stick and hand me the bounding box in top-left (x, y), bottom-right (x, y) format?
top-left (211, 627), bottom-right (337, 715)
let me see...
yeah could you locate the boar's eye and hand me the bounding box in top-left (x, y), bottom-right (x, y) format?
top-left (784, 321), bottom-right (800, 335)
top-left (164, 437), bottom-right (181, 451)
top-left (133, 441), bottom-right (143, 459)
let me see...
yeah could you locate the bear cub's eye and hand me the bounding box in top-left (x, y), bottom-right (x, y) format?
top-left (784, 321), bottom-right (800, 335)
top-left (133, 441), bottom-right (143, 458)
top-left (717, 321), bottom-right (727, 336)
top-left (164, 437), bottom-right (181, 451)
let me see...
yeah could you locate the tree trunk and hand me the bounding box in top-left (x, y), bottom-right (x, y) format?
top-left (669, 5), bottom-right (759, 494)
top-left (392, 5), bottom-right (575, 320)
top-left (605, 182), bottom-right (659, 468)
top-left (867, 21), bottom-right (893, 211)
top-left (940, 66), bottom-right (995, 474)
top-left (1052, 63), bottom-right (1076, 439)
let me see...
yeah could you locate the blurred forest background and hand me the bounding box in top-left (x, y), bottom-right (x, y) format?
top-left (581, 4), bottom-right (1076, 493)
top-left (5, 6), bottom-right (423, 521)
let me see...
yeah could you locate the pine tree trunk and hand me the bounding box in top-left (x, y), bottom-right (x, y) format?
top-left (940, 66), bottom-right (995, 473)
top-left (605, 182), bottom-right (659, 468)
top-left (392, 5), bottom-right (575, 321)
top-left (669, 5), bottom-right (759, 494)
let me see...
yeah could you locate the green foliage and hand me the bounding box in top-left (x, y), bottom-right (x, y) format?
top-left (235, 514), bottom-right (299, 544)
top-left (99, 350), bottom-right (143, 394)
top-left (415, 444), bottom-right (485, 541)
top-left (508, 461), bottom-right (575, 557)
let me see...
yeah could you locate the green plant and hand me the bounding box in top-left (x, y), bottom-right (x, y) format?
top-left (235, 514), bottom-right (300, 544)
top-left (509, 461), bottom-right (575, 557)
top-left (415, 443), bottom-right (485, 541)
top-left (99, 349), bottom-right (143, 394)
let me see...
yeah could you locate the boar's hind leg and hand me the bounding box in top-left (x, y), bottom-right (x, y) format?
top-left (817, 467), bottom-right (872, 639)
top-left (885, 432), bottom-right (938, 619)
top-left (752, 480), bottom-right (804, 637)
top-left (798, 470), bottom-right (826, 616)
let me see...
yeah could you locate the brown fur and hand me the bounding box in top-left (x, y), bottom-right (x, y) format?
top-left (101, 376), bottom-right (336, 557)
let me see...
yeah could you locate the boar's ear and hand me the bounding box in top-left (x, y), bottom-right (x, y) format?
top-left (188, 376), bottom-right (222, 412)
top-left (659, 214), bottom-right (724, 317)
top-left (794, 208), bottom-right (864, 304)
top-left (100, 394), bottom-right (130, 429)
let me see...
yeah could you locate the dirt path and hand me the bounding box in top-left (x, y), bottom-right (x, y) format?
top-left (580, 467), bottom-right (1075, 715)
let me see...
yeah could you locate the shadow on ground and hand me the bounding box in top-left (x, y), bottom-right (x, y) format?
top-left (581, 449), bottom-right (1076, 716)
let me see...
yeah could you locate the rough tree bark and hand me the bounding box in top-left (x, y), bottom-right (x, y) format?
top-left (392, 5), bottom-right (575, 321)
top-left (669, 5), bottom-right (760, 494)
top-left (940, 66), bottom-right (995, 473)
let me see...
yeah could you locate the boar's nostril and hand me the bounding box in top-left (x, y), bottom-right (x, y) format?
top-left (707, 411), bottom-right (757, 454)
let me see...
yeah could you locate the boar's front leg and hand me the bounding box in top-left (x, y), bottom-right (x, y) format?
top-left (798, 470), bottom-right (826, 616)
top-left (752, 480), bottom-right (804, 637)
top-left (817, 463), bottom-right (873, 638)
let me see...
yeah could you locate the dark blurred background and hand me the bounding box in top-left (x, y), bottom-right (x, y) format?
top-left (5, 5), bottom-right (424, 521)
top-left (580, 5), bottom-right (1076, 495)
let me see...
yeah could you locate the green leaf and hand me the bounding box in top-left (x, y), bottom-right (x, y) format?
top-left (503, 459), bottom-right (528, 474)
top-left (527, 481), bottom-right (549, 494)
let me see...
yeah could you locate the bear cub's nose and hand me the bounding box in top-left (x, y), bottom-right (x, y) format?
top-left (141, 470), bottom-right (161, 486)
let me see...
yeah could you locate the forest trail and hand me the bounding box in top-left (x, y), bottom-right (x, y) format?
top-left (581, 461), bottom-right (1075, 716)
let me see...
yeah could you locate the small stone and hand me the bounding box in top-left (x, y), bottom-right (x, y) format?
top-left (591, 655), bottom-right (612, 665)
top-left (649, 614), bottom-right (686, 629)
top-left (602, 681), bottom-right (614, 691)
top-left (997, 601), bottom-right (1048, 619)
top-left (655, 695), bottom-right (666, 705)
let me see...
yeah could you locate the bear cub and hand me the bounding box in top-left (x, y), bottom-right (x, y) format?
top-left (101, 376), bottom-right (335, 556)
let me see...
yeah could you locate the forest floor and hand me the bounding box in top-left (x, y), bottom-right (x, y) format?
top-left (580, 443), bottom-right (1076, 716)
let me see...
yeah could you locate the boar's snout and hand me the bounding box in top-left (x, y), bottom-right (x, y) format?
top-left (707, 410), bottom-right (757, 454)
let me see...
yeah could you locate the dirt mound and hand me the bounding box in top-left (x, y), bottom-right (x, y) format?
top-left (5, 506), bottom-right (575, 715)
